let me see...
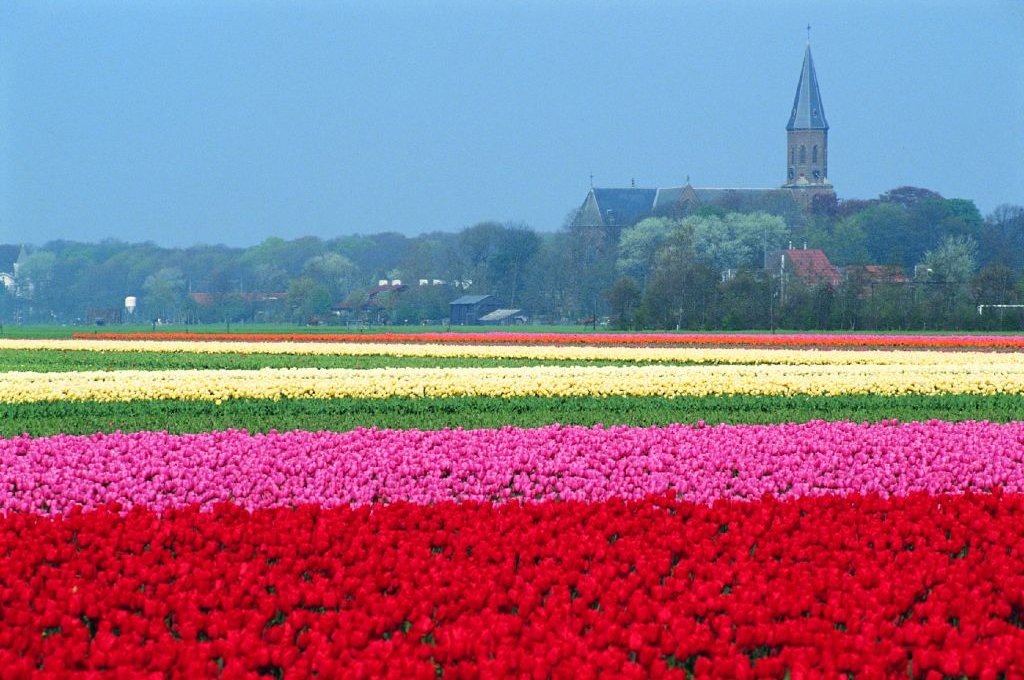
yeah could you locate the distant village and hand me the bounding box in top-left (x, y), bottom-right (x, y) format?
top-left (2, 44), bottom-right (1022, 331)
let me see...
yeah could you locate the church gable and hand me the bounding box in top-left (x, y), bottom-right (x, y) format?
top-left (576, 191), bottom-right (605, 226)
top-left (575, 188), bottom-right (657, 227)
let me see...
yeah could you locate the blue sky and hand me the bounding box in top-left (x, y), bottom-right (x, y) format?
top-left (1, 0), bottom-right (1021, 247)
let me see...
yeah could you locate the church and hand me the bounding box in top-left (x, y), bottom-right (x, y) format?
top-left (572, 43), bottom-right (835, 229)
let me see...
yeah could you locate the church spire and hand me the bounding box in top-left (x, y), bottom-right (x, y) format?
top-left (786, 44), bottom-right (828, 131)
top-left (784, 40), bottom-right (831, 189)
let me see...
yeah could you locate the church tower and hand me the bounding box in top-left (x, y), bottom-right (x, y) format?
top-left (784, 42), bottom-right (830, 189)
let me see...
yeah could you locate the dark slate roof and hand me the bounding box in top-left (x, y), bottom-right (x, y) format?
top-left (580, 185), bottom-right (807, 226)
top-left (591, 188), bottom-right (657, 226)
top-left (693, 188), bottom-right (790, 203)
top-left (652, 187), bottom-right (684, 212)
top-left (450, 295), bottom-right (492, 305)
top-left (787, 45), bottom-right (828, 131)
top-left (692, 188), bottom-right (803, 217)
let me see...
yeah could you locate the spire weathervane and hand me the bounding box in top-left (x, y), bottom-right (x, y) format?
top-left (807, 24), bottom-right (811, 43)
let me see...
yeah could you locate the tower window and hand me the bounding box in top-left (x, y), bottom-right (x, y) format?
top-left (812, 145), bottom-right (818, 163)
top-left (790, 147), bottom-right (795, 165)
top-left (799, 146), bottom-right (806, 164)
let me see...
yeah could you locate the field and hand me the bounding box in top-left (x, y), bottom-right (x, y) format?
top-left (3, 330), bottom-right (1024, 677)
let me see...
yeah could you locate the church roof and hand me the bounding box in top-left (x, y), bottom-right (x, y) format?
top-left (579, 184), bottom-right (806, 228)
top-left (652, 187), bottom-right (683, 212)
top-left (692, 188), bottom-right (796, 205)
top-left (787, 44), bottom-right (828, 131)
top-left (658, 186), bottom-right (802, 215)
top-left (590, 188), bottom-right (657, 226)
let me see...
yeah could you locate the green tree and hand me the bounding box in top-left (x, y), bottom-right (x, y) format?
top-left (827, 217), bottom-right (870, 265)
top-left (302, 252), bottom-right (358, 301)
top-left (142, 267), bottom-right (186, 322)
top-left (637, 229), bottom-right (718, 329)
top-left (494, 225), bottom-right (541, 307)
top-left (717, 270), bottom-right (772, 330)
top-left (616, 218), bottom-right (679, 285)
top-left (604, 277), bottom-right (642, 329)
top-left (287, 276), bottom-right (332, 323)
top-left (16, 251), bottom-right (56, 300)
top-left (689, 212), bottom-right (789, 272)
top-left (918, 235), bottom-right (979, 323)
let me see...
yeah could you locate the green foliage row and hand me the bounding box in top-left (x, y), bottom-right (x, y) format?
top-left (0, 349), bottom-right (704, 372)
top-left (0, 323), bottom-right (607, 340)
top-left (3, 323), bottom-right (1013, 340)
top-left (3, 394), bottom-right (1022, 438)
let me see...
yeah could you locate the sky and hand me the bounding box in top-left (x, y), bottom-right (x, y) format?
top-left (1, 1), bottom-right (1022, 248)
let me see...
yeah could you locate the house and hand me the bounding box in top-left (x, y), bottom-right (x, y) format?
top-left (768, 248), bottom-right (842, 287)
top-left (333, 282), bottom-right (408, 324)
top-left (449, 295), bottom-right (502, 325)
top-left (843, 265), bottom-right (909, 298)
top-left (188, 291), bottom-right (288, 323)
top-left (189, 291), bottom-right (287, 306)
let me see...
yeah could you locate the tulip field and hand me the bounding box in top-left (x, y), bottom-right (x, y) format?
top-left (4, 332), bottom-right (1024, 677)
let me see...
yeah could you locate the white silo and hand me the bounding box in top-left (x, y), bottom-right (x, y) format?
top-left (125, 296), bottom-right (137, 315)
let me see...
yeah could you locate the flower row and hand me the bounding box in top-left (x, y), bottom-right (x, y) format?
top-left (6, 421), bottom-right (1024, 514)
top-left (73, 330), bottom-right (1024, 349)
top-left (2, 493), bottom-right (1023, 677)
top-left (5, 363), bottom-right (1024, 403)
top-left (9, 337), bottom-right (1024, 366)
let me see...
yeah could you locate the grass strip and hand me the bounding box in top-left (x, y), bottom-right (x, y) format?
top-left (3, 394), bottom-right (1022, 437)
top-left (0, 349), bottom-right (665, 372)
top-left (0, 349), bottom-right (719, 372)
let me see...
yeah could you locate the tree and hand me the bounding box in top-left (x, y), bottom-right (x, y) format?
top-left (972, 263), bottom-right (1018, 330)
top-left (302, 252), bottom-right (358, 301)
top-left (142, 267), bottom-right (186, 322)
top-left (565, 223), bottom-right (618, 324)
top-left (717, 270), bottom-right (772, 330)
top-left (491, 224), bottom-right (541, 307)
top-left (826, 218), bottom-right (870, 265)
top-left (287, 276), bottom-right (332, 323)
top-left (519, 232), bottom-right (573, 323)
top-left (604, 277), bottom-right (641, 329)
top-left (637, 229), bottom-right (718, 329)
top-left (921, 235), bottom-right (978, 285)
top-left (879, 186), bottom-right (943, 207)
top-left (918, 235), bottom-right (979, 322)
top-left (391, 284), bottom-right (452, 325)
top-left (689, 212), bottom-right (789, 272)
top-left (980, 204), bottom-right (1024, 269)
top-left (16, 251), bottom-right (56, 301)
top-left (457, 222), bottom-right (506, 292)
top-left (616, 218), bottom-right (678, 285)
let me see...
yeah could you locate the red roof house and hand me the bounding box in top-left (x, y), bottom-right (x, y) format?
top-left (768, 249), bottom-right (842, 287)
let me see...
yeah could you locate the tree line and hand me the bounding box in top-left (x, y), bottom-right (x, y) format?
top-left (2, 187), bottom-right (1022, 330)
